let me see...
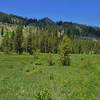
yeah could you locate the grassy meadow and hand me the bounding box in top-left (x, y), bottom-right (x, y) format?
top-left (0, 53), bottom-right (100, 100)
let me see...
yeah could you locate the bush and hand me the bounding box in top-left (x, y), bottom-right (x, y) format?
top-left (35, 58), bottom-right (42, 66)
top-left (26, 69), bottom-right (30, 72)
top-left (60, 53), bottom-right (70, 66)
top-left (33, 66), bottom-right (35, 70)
top-left (48, 52), bottom-right (55, 66)
top-left (35, 62), bottom-right (42, 65)
top-left (58, 35), bottom-right (71, 66)
top-left (50, 73), bottom-right (54, 80)
top-left (39, 70), bottom-right (43, 74)
top-left (30, 61), bottom-right (33, 64)
top-left (81, 57), bottom-right (84, 61)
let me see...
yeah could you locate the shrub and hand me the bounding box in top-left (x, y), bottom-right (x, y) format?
top-left (58, 35), bottom-right (71, 66)
top-left (60, 51), bottom-right (70, 66)
top-left (50, 73), bottom-right (54, 80)
top-left (48, 52), bottom-right (55, 66)
top-left (39, 70), bottom-right (43, 74)
top-left (26, 69), bottom-right (30, 72)
top-left (33, 66), bottom-right (35, 70)
top-left (81, 57), bottom-right (84, 61)
top-left (35, 61), bottom-right (42, 65)
top-left (30, 61), bottom-right (33, 64)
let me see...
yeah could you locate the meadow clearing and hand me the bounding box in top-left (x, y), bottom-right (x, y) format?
top-left (0, 53), bottom-right (100, 100)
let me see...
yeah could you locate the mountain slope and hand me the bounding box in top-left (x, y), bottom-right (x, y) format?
top-left (0, 12), bottom-right (100, 38)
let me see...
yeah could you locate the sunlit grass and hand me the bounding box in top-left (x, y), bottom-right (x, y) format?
top-left (0, 53), bottom-right (100, 100)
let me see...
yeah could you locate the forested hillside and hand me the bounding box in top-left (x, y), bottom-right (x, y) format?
top-left (0, 12), bottom-right (100, 38)
top-left (0, 12), bottom-right (100, 54)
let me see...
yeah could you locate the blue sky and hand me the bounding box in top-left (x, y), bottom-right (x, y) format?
top-left (0, 0), bottom-right (100, 26)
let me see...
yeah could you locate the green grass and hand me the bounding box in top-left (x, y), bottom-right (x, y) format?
top-left (0, 53), bottom-right (100, 100)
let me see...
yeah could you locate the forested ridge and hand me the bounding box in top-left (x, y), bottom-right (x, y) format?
top-left (0, 12), bottom-right (100, 55)
top-left (0, 12), bottom-right (100, 38)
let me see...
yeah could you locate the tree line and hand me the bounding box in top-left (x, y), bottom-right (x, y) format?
top-left (0, 26), bottom-right (100, 55)
top-left (0, 26), bottom-right (59, 54)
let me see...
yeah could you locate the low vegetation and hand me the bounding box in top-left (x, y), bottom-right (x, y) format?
top-left (0, 53), bottom-right (100, 100)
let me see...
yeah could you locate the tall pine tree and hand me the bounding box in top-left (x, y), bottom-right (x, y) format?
top-left (15, 26), bottom-right (23, 54)
top-left (27, 32), bottom-right (33, 55)
top-left (1, 32), bottom-right (10, 54)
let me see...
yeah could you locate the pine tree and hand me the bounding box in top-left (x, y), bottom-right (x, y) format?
top-left (1, 32), bottom-right (10, 54)
top-left (9, 31), bottom-right (15, 52)
top-left (59, 35), bottom-right (71, 66)
top-left (1, 27), bottom-right (4, 37)
top-left (27, 32), bottom-right (33, 55)
top-left (14, 26), bottom-right (23, 54)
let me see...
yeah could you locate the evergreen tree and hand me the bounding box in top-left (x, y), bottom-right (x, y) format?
top-left (1, 32), bottom-right (10, 53)
top-left (14, 26), bottom-right (23, 54)
top-left (27, 32), bottom-right (33, 55)
top-left (59, 35), bottom-right (71, 66)
top-left (1, 27), bottom-right (4, 37)
top-left (9, 31), bottom-right (15, 52)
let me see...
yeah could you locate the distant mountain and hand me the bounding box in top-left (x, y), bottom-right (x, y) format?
top-left (0, 12), bottom-right (100, 38)
top-left (0, 12), bottom-right (37, 25)
top-left (39, 17), bottom-right (55, 24)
